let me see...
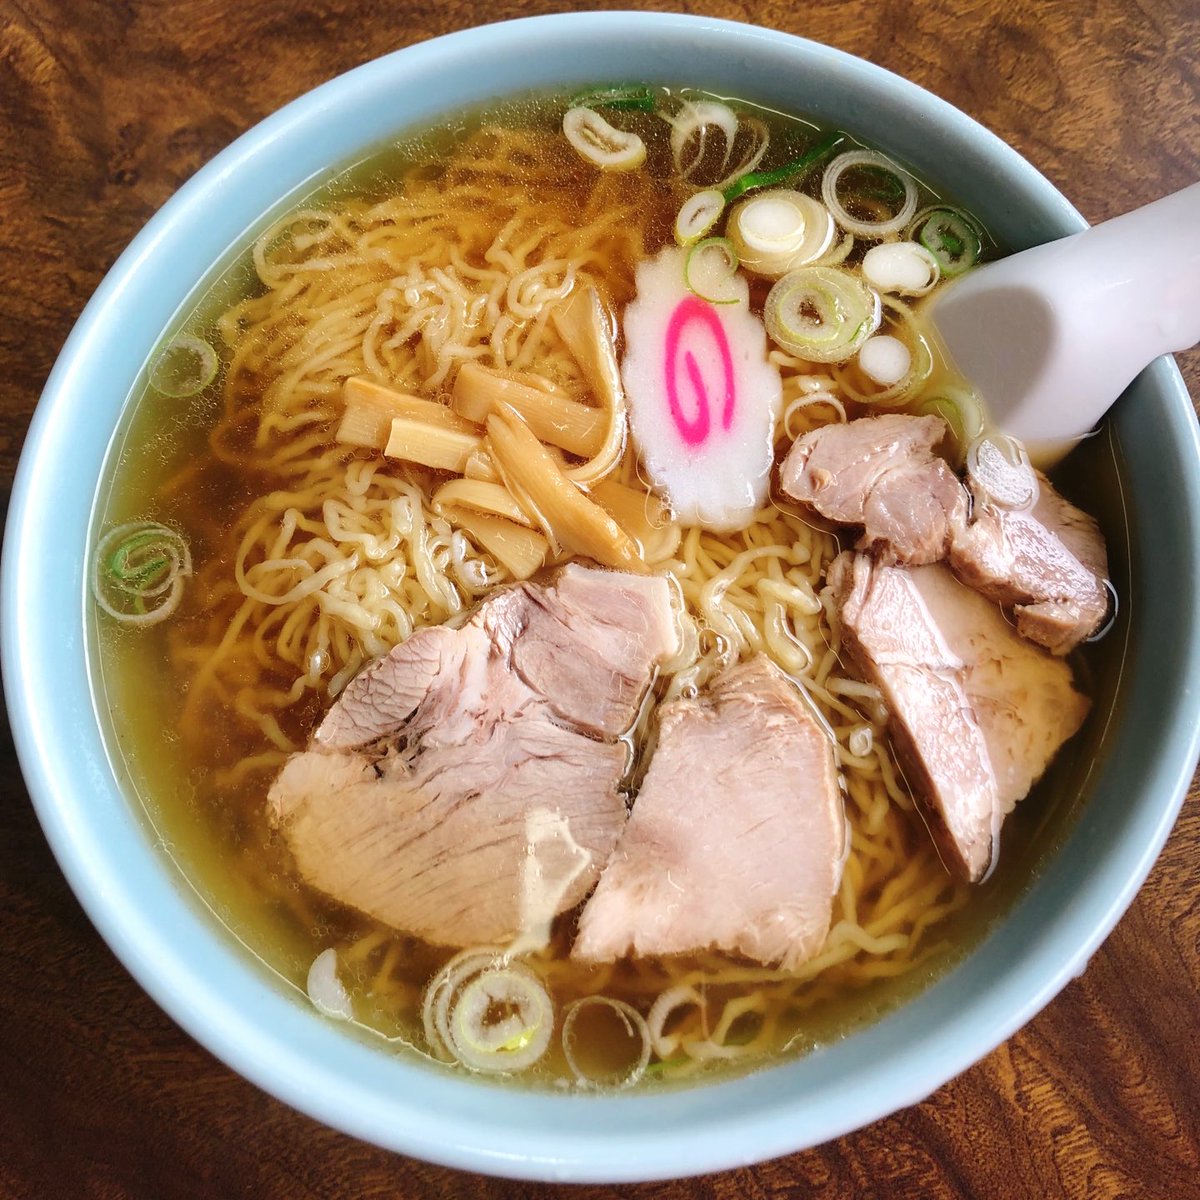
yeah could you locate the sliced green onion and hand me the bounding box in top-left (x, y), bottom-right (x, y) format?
top-left (837, 297), bottom-right (932, 405)
top-left (422, 948), bottom-right (496, 1060)
top-left (306, 948), bottom-right (353, 1021)
top-left (821, 232), bottom-right (856, 267)
top-left (861, 240), bottom-right (941, 296)
top-left (727, 189), bottom-right (834, 279)
top-left (857, 335), bottom-right (911, 386)
top-left (149, 334), bottom-right (218, 398)
top-left (821, 150), bottom-right (918, 239)
top-left (668, 99), bottom-right (740, 180)
top-left (561, 996), bottom-right (652, 1090)
top-left (563, 107), bottom-right (646, 171)
top-left (847, 724), bottom-right (875, 758)
top-left (684, 237), bottom-right (742, 305)
top-left (966, 433), bottom-right (1039, 510)
top-left (570, 84), bottom-right (658, 112)
top-left (449, 969), bottom-right (554, 1072)
top-left (723, 131), bottom-right (845, 201)
top-left (907, 206), bottom-right (983, 276)
top-left (646, 985), bottom-right (705, 1058)
top-left (421, 949), bottom-right (553, 1074)
top-left (764, 265), bottom-right (880, 363)
top-left (707, 117), bottom-right (770, 194)
top-left (664, 100), bottom-right (771, 191)
top-left (93, 520), bottom-right (192, 627)
top-left (674, 189), bottom-right (725, 246)
top-left (915, 387), bottom-right (986, 465)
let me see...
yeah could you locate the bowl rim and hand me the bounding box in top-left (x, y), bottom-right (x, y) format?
top-left (5, 10), bottom-right (1200, 1184)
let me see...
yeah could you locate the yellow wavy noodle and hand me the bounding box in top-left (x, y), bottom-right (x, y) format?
top-left (162, 120), bottom-right (969, 1085)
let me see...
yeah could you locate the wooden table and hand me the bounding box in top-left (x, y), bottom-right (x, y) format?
top-left (2, 1), bottom-right (1198, 1196)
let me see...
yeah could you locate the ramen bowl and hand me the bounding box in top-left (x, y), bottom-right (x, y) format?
top-left (5, 12), bottom-right (1200, 1183)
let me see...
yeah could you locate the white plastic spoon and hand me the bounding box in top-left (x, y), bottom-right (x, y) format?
top-left (929, 182), bottom-right (1200, 466)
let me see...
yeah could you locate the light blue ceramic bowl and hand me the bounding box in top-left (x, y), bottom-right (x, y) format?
top-left (4, 12), bottom-right (1199, 1183)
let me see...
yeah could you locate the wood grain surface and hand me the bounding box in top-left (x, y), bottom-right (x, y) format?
top-left (1, 1), bottom-right (1198, 1197)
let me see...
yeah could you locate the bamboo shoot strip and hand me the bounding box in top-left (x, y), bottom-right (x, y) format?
top-left (590, 477), bottom-right (670, 546)
top-left (433, 478), bottom-right (535, 527)
top-left (384, 417), bottom-right (482, 473)
top-left (463, 447), bottom-right (501, 483)
top-left (452, 363), bottom-right (605, 458)
top-left (551, 286), bottom-right (629, 485)
top-left (486, 404), bottom-right (647, 574)
top-left (439, 505), bottom-right (549, 580)
top-left (338, 376), bottom-right (479, 450)
top-left (591, 477), bottom-right (682, 564)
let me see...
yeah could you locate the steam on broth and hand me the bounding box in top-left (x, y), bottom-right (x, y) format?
top-left (91, 87), bottom-right (1114, 1089)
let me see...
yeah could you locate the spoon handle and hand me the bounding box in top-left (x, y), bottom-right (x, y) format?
top-left (1044, 181), bottom-right (1200, 356)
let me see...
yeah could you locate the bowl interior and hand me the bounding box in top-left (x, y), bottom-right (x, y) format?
top-left (5, 12), bottom-right (1200, 1183)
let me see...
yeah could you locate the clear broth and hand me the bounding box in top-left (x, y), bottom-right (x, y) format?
top-left (89, 89), bottom-right (1130, 1089)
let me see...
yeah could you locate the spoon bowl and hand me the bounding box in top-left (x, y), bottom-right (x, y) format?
top-left (929, 182), bottom-right (1200, 464)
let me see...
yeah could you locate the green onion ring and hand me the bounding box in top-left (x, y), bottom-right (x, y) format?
top-left (821, 150), bottom-right (918, 239)
top-left (906, 206), bottom-right (984, 276)
top-left (421, 949), bottom-right (554, 1074)
top-left (92, 520), bottom-right (192, 627)
top-left (728, 189), bottom-right (835, 278)
top-left (448, 968), bottom-right (554, 1071)
top-left (915, 387), bottom-right (986, 466)
top-left (966, 433), bottom-right (1039, 511)
top-left (836, 296), bottom-right (932, 405)
top-left (764, 265), bottom-right (880, 363)
top-left (561, 996), bottom-right (652, 1090)
top-left (675, 189), bottom-right (726, 246)
top-left (684, 237), bottom-right (742, 305)
top-left (149, 334), bottom-right (219, 398)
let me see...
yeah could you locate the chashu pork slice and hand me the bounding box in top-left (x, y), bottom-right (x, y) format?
top-left (949, 470), bottom-right (1110, 655)
top-left (779, 413), bottom-right (967, 565)
top-left (827, 552), bottom-right (1090, 881)
top-left (779, 412), bottom-right (1110, 655)
top-left (269, 564), bottom-right (680, 948)
top-left (572, 656), bottom-right (845, 971)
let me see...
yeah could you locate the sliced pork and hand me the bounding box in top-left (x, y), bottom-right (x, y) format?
top-left (268, 565), bottom-right (680, 947)
top-left (827, 552), bottom-right (1089, 881)
top-left (572, 656), bottom-right (844, 970)
top-left (780, 413), bottom-right (1111, 655)
top-left (779, 413), bottom-right (967, 565)
top-left (949, 470), bottom-right (1110, 655)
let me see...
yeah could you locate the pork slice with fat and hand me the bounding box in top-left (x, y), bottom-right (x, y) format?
top-left (572, 656), bottom-right (845, 971)
top-left (827, 552), bottom-right (1089, 881)
top-left (509, 562), bottom-right (682, 738)
top-left (949, 471), bottom-right (1110, 655)
top-left (272, 710), bottom-right (628, 946)
top-left (913, 559), bottom-right (1091, 815)
top-left (779, 413), bottom-right (968, 565)
top-left (314, 624), bottom-right (459, 750)
top-left (268, 566), bottom-right (680, 947)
